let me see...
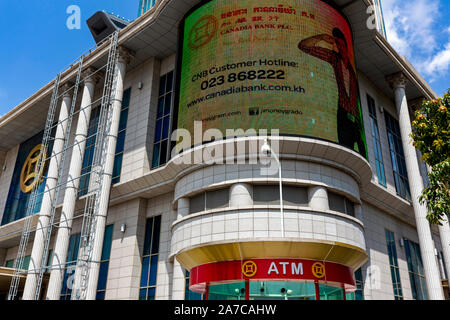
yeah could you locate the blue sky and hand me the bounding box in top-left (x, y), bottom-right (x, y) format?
top-left (382, 0), bottom-right (450, 96)
top-left (0, 0), bottom-right (449, 116)
top-left (0, 1), bottom-right (137, 115)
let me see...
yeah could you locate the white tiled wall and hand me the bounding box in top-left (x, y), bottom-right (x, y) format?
top-left (359, 201), bottom-right (435, 300)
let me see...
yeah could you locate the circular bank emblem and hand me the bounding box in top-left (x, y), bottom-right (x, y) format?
top-left (20, 144), bottom-right (47, 194)
top-left (188, 15), bottom-right (218, 49)
top-left (312, 262), bottom-right (326, 279)
top-left (242, 261), bottom-right (257, 278)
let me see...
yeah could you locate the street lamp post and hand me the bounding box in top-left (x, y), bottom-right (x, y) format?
top-left (261, 139), bottom-right (284, 237)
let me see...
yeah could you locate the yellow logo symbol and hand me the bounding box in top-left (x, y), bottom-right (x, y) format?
top-left (20, 144), bottom-right (47, 194)
top-left (242, 261), bottom-right (257, 278)
top-left (312, 262), bottom-right (326, 279)
top-left (188, 15), bottom-right (218, 49)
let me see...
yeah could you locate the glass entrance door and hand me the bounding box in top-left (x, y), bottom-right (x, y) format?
top-left (207, 281), bottom-right (350, 300)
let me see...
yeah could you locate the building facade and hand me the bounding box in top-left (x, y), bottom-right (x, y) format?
top-left (0, 0), bottom-right (449, 300)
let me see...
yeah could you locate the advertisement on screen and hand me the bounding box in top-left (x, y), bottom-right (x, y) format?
top-left (176, 0), bottom-right (367, 157)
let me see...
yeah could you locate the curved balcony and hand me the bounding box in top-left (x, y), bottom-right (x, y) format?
top-left (171, 204), bottom-right (367, 270)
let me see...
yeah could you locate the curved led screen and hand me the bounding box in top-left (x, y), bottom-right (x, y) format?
top-left (177, 0), bottom-right (367, 157)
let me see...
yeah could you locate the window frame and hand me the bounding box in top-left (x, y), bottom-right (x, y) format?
top-left (404, 238), bottom-right (428, 300)
top-left (328, 191), bottom-right (355, 217)
top-left (385, 229), bottom-right (403, 300)
top-left (367, 94), bottom-right (386, 186)
top-left (96, 224), bottom-right (114, 300)
top-left (189, 188), bottom-right (230, 214)
top-left (78, 106), bottom-right (102, 197)
top-left (60, 233), bottom-right (81, 300)
top-left (112, 87), bottom-right (131, 184)
top-left (139, 215), bottom-right (162, 300)
top-left (152, 71), bottom-right (174, 169)
top-left (354, 268), bottom-right (364, 300)
top-left (185, 270), bottom-right (203, 300)
top-left (385, 112), bottom-right (411, 201)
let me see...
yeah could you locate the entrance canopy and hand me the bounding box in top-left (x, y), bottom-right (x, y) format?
top-left (189, 258), bottom-right (356, 300)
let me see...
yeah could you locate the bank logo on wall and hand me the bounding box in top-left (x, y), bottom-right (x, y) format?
top-left (177, 0), bottom-right (368, 158)
top-left (1, 130), bottom-right (53, 226)
top-left (188, 15), bottom-right (218, 49)
top-left (20, 144), bottom-right (47, 194)
top-left (312, 262), bottom-right (326, 279)
top-left (242, 260), bottom-right (258, 278)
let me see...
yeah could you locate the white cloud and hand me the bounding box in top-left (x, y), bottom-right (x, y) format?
top-left (383, 0), bottom-right (440, 55)
top-left (382, 0), bottom-right (450, 79)
top-left (422, 42), bottom-right (450, 79)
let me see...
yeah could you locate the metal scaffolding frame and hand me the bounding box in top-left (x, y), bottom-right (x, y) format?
top-left (7, 31), bottom-right (120, 300)
top-left (72, 31), bottom-right (120, 300)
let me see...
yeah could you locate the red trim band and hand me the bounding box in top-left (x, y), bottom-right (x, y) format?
top-left (189, 258), bottom-right (356, 293)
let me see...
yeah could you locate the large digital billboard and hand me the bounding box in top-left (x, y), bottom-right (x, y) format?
top-left (177, 0), bottom-right (367, 157)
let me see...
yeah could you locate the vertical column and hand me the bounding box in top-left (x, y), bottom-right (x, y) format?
top-left (46, 68), bottom-right (100, 300)
top-left (85, 47), bottom-right (133, 300)
top-left (308, 186), bottom-right (329, 211)
top-left (314, 281), bottom-right (320, 300)
top-left (355, 204), bottom-right (363, 222)
top-left (23, 83), bottom-right (73, 300)
top-left (387, 72), bottom-right (444, 300)
top-left (229, 183), bottom-right (253, 207)
top-left (172, 197), bottom-right (189, 300)
top-left (244, 279), bottom-right (249, 300)
top-left (438, 215), bottom-right (450, 279)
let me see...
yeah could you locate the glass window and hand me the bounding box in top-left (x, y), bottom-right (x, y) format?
top-left (328, 191), bottom-right (355, 217)
top-left (139, 216), bottom-right (161, 300)
top-left (78, 107), bottom-right (101, 197)
top-left (205, 189), bottom-right (229, 210)
top-left (189, 188), bottom-right (230, 214)
top-left (20, 256), bottom-right (31, 271)
top-left (385, 112), bottom-right (411, 201)
top-left (318, 283), bottom-right (343, 300)
top-left (60, 233), bottom-right (81, 300)
top-left (254, 185), bottom-right (280, 205)
top-left (283, 186), bottom-right (308, 206)
top-left (189, 193), bottom-right (205, 214)
top-left (46, 249), bottom-right (54, 273)
top-left (96, 224), bottom-right (114, 300)
top-left (78, 88), bottom-right (130, 195)
top-left (404, 239), bottom-right (428, 300)
top-left (138, 0), bottom-right (157, 16)
top-left (185, 270), bottom-right (203, 300)
top-left (207, 281), bottom-right (346, 300)
top-left (385, 230), bottom-right (403, 299)
top-left (354, 268), bottom-right (364, 300)
top-left (152, 72), bottom-right (174, 169)
top-left (367, 95), bottom-right (386, 186)
top-left (5, 259), bottom-right (14, 268)
top-left (254, 185), bottom-right (308, 207)
top-left (112, 88), bottom-right (131, 184)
